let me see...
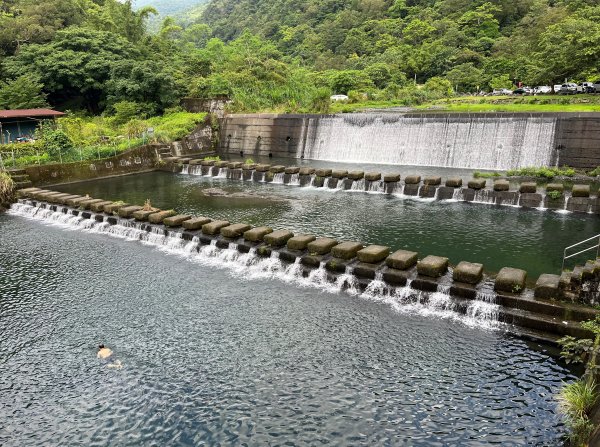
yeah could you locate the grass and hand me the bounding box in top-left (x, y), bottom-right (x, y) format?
top-left (473, 171), bottom-right (502, 178)
top-left (506, 166), bottom-right (576, 178)
top-left (558, 379), bottom-right (598, 445)
top-left (0, 171), bottom-right (14, 206)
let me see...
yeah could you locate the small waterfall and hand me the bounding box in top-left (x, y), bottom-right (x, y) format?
top-left (188, 165), bottom-right (202, 176)
top-left (288, 173), bottom-right (300, 186)
top-left (216, 168), bottom-right (228, 178)
top-left (308, 174), bottom-right (317, 187)
top-left (350, 178), bottom-right (366, 192)
top-left (323, 177), bottom-right (331, 188)
top-left (472, 189), bottom-right (496, 205)
top-left (8, 201), bottom-right (503, 330)
top-left (181, 164), bottom-right (189, 175)
top-left (366, 181), bottom-right (385, 194)
top-left (272, 173), bottom-right (285, 184)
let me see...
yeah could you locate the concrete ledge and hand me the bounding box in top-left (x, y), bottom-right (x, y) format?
top-left (495, 267), bottom-right (527, 294)
top-left (118, 205), bottom-right (143, 218)
top-left (535, 274), bottom-right (561, 299)
top-left (164, 215), bottom-right (192, 228)
top-left (221, 223), bottom-right (252, 238)
top-left (264, 230), bottom-right (294, 247)
top-left (404, 175), bottom-right (421, 184)
top-left (244, 226), bottom-right (273, 242)
top-left (287, 234), bottom-right (316, 250)
top-left (417, 255), bottom-right (449, 278)
top-left (357, 245), bottom-right (390, 263)
top-left (331, 242), bottom-right (364, 260)
top-left (386, 250), bottom-right (418, 270)
top-left (182, 217), bottom-right (212, 230)
top-left (148, 210), bottom-right (176, 224)
top-left (307, 238), bottom-right (338, 255)
top-left (453, 261), bottom-right (483, 284)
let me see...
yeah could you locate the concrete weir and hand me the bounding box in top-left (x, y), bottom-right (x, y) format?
top-left (175, 159), bottom-right (600, 215)
top-left (13, 188), bottom-right (600, 343)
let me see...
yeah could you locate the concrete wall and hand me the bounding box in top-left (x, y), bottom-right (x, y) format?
top-left (218, 112), bottom-right (600, 169)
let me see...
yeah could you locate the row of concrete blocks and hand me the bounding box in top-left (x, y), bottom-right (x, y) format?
top-left (17, 186), bottom-right (577, 303)
top-left (17, 190), bottom-right (600, 339)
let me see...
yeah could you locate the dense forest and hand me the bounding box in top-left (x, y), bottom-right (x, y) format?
top-left (0, 0), bottom-right (598, 116)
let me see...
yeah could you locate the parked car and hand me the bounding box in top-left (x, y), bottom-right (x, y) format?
top-left (514, 87), bottom-right (534, 95)
top-left (559, 83), bottom-right (578, 94)
top-left (553, 84), bottom-right (563, 94)
top-left (491, 88), bottom-right (513, 95)
top-left (330, 94), bottom-right (349, 102)
top-left (582, 82), bottom-right (597, 93)
top-left (594, 80), bottom-right (600, 93)
top-left (534, 85), bottom-right (552, 94)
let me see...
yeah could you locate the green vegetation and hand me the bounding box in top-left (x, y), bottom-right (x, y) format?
top-left (589, 167), bottom-right (600, 177)
top-left (506, 166), bottom-right (576, 179)
top-left (473, 171), bottom-right (502, 179)
top-left (244, 158), bottom-right (255, 165)
top-left (0, 172), bottom-right (15, 207)
top-left (203, 156), bottom-right (221, 161)
top-left (547, 190), bottom-right (563, 200)
top-left (0, 111), bottom-right (205, 168)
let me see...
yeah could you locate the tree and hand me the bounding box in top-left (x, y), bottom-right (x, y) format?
top-left (445, 63), bottom-right (484, 92)
top-left (0, 75), bottom-right (48, 109)
top-left (489, 74), bottom-right (513, 90)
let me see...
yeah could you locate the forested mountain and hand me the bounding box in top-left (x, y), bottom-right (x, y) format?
top-left (133, 0), bottom-right (208, 30)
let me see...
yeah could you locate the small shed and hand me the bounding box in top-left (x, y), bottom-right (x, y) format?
top-left (0, 108), bottom-right (65, 144)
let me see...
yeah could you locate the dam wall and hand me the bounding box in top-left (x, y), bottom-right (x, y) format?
top-left (218, 112), bottom-right (600, 170)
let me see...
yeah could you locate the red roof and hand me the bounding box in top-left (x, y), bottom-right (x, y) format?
top-left (0, 108), bottom-right (65, 119)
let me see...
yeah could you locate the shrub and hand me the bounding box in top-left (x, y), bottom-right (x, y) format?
top-left (244, 158), bottom-right (255, 164)
top-left (506, 166), bottom-right (576, 179)
top-left (0, 171), bottom-right (15, 206)
top-left (558, 379), bottom-right (598, 446)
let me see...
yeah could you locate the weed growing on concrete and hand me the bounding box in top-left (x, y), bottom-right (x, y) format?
top-left (548, 190), bottom-right (563, 200)
top-left (203, 156), bottom-right (221, 162)
top-left (473, 171), bottom-right (502, 178)
top-left (245, 158), bottom-right (255, 165)
top-left (143, 199), bottom-right (152, 211)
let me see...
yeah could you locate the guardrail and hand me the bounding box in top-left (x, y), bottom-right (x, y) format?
top-left (563, 234), bottom-right (600, 270)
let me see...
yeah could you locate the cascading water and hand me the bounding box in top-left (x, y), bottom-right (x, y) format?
top-left (9, 201), bottom-right (502, 330)
top-left (299, 113), bottom-right (558, 170)
top-left (272, 173), bottom-right (285, 184)
top-left (288, 173), bottom-right (300, 186)
top-left (367, 180), bottom-right (385, 194)
top-left (217, 168), bottom-right (228, 178)
top-left (187, 165), bottom-right (202, 176)
top-left (350, 178), bottom-right (366, 192)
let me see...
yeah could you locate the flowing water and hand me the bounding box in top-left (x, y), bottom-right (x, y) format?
top-left (0, 206), bottom-right (576, 445)
top-left (54, 171), bottom-right (600, 277)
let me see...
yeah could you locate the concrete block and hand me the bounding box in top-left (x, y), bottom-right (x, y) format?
top-left (299, 167), bottom-right (315, 175)
top-left (331, 241), bottom-right (364, 260)
top-left (269, 165), bottom-right (285, 173)
top-left (357, 245), bottom-right (390, 264)
top-left (163, 215), bottom-right (192, 227)
top-left (255, 164), bottom-right (271, 172)
top-left (519, 193), bottom-right (543, 208)
top-left (452, 261), bottom-right (483, 284)
top-left (383, 174), bottom-right (400, 182)
top-left (147, 210), bottom-right (176, 224)
top-left (546, 183), bottom-right (564, 193)
top-left (404, 175), bottom-right (421, 184)
top-left (535, 274), bottom-right (561, 299)
top-left (307, 238), bottom-right (338, 255)
top-left (493, 180), bottom-right (510, 191)
top-left (419, 185), bottom-right (437, 198)
top-left (494, 267), bottom-right (527, 294)
top-left (264, 230), bottom-right (294, 247)
top-left (567, 197), bottom-right (591, 213)
top-left (189, 159), bottom-right (203, 165)
top-left (89, 201), bottom-right (113, 213)
top-left (77, 198), bottom-right (104, 209)
top-left (202, 220), bottom-right (231, 235)
top-left (365, 172), bottom-right (381, 181)
top-left (436, 186), bottom-right (455, 200)
top-left (182, 217), bottom-right (212, 230)
top-left (423, 176), bottom-right (441, 186)
top-left (386, 250), bottom-right (418, 270)
top-left (348, 171), bottom-right (364, 180)
top-left (315, 168), bottom-right (332, 177)
top-left (287, 234), bottom-right (316, 250)
top-left (221, 223), bottom-right (252, 238)
top-left (214, 161), bottom-right (229, 168)
top-left (103, 202), bottom-right (130, 214)
top-left (403, 184), bottom-right (419, 196)
top-left (445, 178), bottom-right (462, 188)
top-left (353, 262), bottom-right (380, 279)
top-left (519, 182), bottom-right (537, 193)
top-left (572, 184), bottom-right (590, 197)
top-left (468, 178), bottom-right (486, 189)
top-left (118, 205), bottom-right (143, 218)
top-left (383, 268), bottom-right (410, 286)
top-left (242, 163), bottom-right (256, 170)
top-left (200, 160), bottom-right (215, 166)
top-left (228, 162), bottom-right (243, 169)
top-left (285, 166), bottom-right (300, 174)
top-left (132, 208), bottom-right (160, 221)
top-left (417, 255), bottom-right (449, 278)
top-left (244, 226), bottom-right (273, 242)
top-left (331, 169), bottom-right (348, 179)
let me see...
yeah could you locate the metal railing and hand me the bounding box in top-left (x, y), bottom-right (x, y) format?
top-left (563, 234), bottom-right (600, 270)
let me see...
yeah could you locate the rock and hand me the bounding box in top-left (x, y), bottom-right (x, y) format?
top-left (386, 250), bottom-right (418, 270)
top-left (493, 179), bottom-right (510, 192)
top-left (182, 217), bottom-right (212, 230)
top-left (404, 175), bottom-right (421, 184)
top-left (148, 210), bottom-right (177, 224)
top-left (546, 183), bottom-right (564, 193)
top-left (264, 230), bottom-right (294, 247)
top-left (89, 201), bottom-right (113, 213)
top-left (244, 226), bottom-right (273, 242)
top-left (519, 182), bottom-right (537, 193)
top-left (572, 184), bottom-right (590, 198)
top-left (299, 167), bottom-right (316, 175)
top-left (315, 168), bottom-right (332, 177)
top-left (202, 220), bottom-right (231, 235)
top-left (494, 267), bottom-right (527, 294)
top-left (331, 241), bottom-right (364, 260)
top-left (133, 208), bottom-right (161, 221)
top-left (331, 169), bottom-right (348, 179)
top-left (365, 172), bottom-right (381, 181)
top-left (103, 202), bottom-right (130, 214)
top-left (468, 178), bottom-right (486, 189)
top-left (221, 223), bottom-right (252, 238)
top-left (203, 188), bottom-right (229, 197)
top-left (348, 171), bottom-right (365, 180)
top-left (287, 234), bottom-right (316, 250)
top-left (118, 205), bottom-right (143, 217)
top-left (445, 178), bottom-right (463, 188)
top-left (534, 274), bottom-right (561, 299)
top-left (255, 164), bottom-right (271, 172)
top-left (357, 245), bottom-right (390, 263)
top-left (383, 174), bottom-right (400, 182)
top-left (307, 238), bottom-right (338, 255)
top-left (48, 193), bottom-right (73, 204)
top-left (417, 255), bottom-right (449, 278)
top-left (452, 261), bottom-right (484, 284)
top-left (285, 166), bottom-right (300, 174)
top-left (164, 215), bottom-right (192, 227)
top-left (269, 165), bottom-right (285, 173)
top-left (423, 176), bottom-right (441, 186)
